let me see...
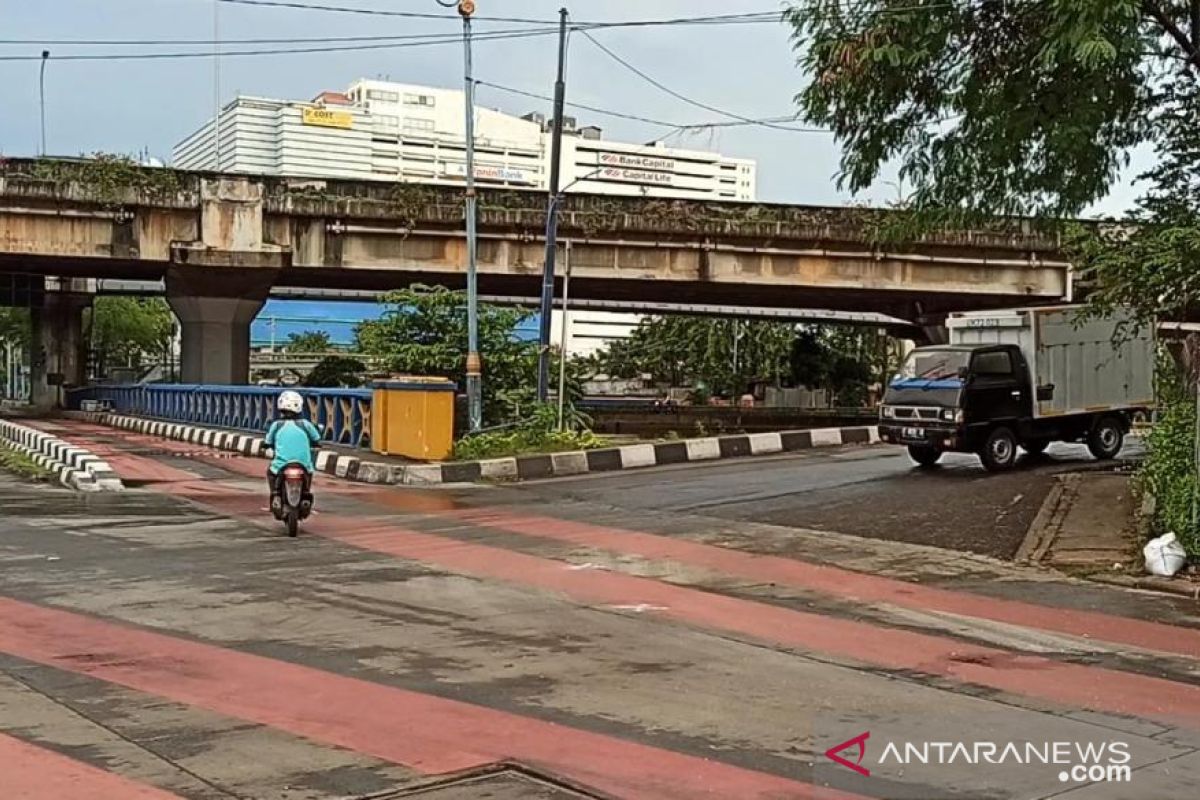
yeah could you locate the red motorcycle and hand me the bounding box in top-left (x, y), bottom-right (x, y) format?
top-left (273, 463), bottom-right (314, 537)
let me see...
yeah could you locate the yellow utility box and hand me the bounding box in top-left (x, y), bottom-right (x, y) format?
top-left (371, 377), bottom-right (456, 461)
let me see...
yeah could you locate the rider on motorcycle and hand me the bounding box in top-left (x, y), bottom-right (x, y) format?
top-left (265, 390), bottom-right (321, 514)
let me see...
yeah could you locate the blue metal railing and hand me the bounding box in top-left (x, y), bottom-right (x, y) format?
top-left (67, 384), bottom-right (373, 449)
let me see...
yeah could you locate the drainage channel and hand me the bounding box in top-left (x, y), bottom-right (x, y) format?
top-left (365, 764), bottom-right (609, 800)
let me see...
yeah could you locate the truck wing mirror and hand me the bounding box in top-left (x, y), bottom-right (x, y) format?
top-left (956, 367), bottom-right (970, 380)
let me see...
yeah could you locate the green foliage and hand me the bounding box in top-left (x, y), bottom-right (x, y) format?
top-left (0, 308), bottom-right (29, 348)
top-left (592, 317), bottom-right (795, 395)
top-left (27, 154), bottom-right (184, 207)
top-left (785, 1), bottom-right (1154, 220)
top-left (452, 404), bottom-right (602, 462)
top-left (1067, 75), bottom-right (1200, 332)
top-left (286, 330), bottom-right (333, 353)
top-left (0, 444), bottom-right (52, 482)
top-left (89, 297), bottom-right (173, 376)
top-left (355, 285), bottom-right (583, 427)
top-left (591, 316), bottom-right (893, 405)
top-left (1140, 361), bottom-right (1199, 555)
top-left (303, 356), bottom-right (366, 388)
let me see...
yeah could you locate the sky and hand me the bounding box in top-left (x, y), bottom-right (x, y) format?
top-left (0, 0), bottom-right (1150, 213)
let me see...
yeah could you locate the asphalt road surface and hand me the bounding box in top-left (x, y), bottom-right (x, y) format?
top-left (516, 439), bottom-right (1144, 559)
top-left (1, 419), bottom-right (1194, 800)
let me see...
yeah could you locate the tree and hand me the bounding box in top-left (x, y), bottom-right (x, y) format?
top-left (286, 330), bottom-right (332, 353)
top-left (355, 285), bottom-right (576, 426)
top-left (593, 317), bottom-right (795, 396)
top-left (304, 355), bottom-right (366, 388)
top-left (89, 297), bottom-right (173, 377)
top-left (784, 1), bottom-right (1200, 325)
top-left (0, 308), bottom-right (29, 348)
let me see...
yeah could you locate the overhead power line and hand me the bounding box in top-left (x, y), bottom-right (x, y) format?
top-left (215, 0), bottom-right (784, 29)
top-left (475, 80), bottom-right (828, 135)
top-left (577, 30), bottom-right (820, 133)
top-left (0, 27), bottom-right (558, 61)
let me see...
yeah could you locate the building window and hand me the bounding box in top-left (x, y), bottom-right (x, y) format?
top-left (404, 93), bottom-right (435, 107)
top-left (367, 89), bottom-right (400, 103)
top-left (404, 118), bottom-right (435, 133)
top-left (373, 115), bottom-right (399, 129)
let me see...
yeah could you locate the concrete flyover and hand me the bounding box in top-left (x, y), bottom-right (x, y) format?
top-left (0, 157), bottom-right (1071, 386)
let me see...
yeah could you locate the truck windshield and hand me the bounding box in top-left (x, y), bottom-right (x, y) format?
top-left (895, 349), bottom-right (970, 383)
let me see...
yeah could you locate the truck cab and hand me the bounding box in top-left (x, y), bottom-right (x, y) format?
top-left (880, 344), bottom-right (1037, 469)
top-left (878, 307), bottom-right (1151, 471)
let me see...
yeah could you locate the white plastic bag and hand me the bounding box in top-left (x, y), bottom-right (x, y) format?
top-left (1143, 532), bottom-right (1187, 577)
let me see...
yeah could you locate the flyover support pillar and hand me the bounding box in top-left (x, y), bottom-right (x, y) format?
top-left (30, 280), bottom-right (91, 411)
top-left (166, 266), bottom-right (275, 385)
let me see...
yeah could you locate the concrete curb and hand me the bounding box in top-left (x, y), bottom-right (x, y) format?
top-left (0, 418), bottom-right (124, 491)
top-left (64, 410), bottom-right (881, 486)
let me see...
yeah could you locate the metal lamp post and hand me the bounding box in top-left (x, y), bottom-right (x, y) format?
top-left (459, 0), bottom-right (483, 431)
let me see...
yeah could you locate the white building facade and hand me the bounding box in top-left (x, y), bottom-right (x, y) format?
top-left (173, 79), bottom-right (756, 201)
top-left (173, 79), bottom-right (757, 358)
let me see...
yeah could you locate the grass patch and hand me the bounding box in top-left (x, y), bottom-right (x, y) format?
top-left (452, 427), bottom-right (603, 462)
top-left (0, 443), bottom-right (53, 482)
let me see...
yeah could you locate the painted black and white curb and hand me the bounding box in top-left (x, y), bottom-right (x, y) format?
top-left (65, 411), bottom-right (400, 485)
top-left (0, 418), bottom-right (124, 491)
top-left (64, 410), bottom-right (880, 486)
top-left (406, 426), bottom-right (882, 485)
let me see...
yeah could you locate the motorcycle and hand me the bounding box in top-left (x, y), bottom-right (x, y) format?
top-left (268, 458), bottom-right (315, 537)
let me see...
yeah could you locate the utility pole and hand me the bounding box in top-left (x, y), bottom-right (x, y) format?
top-left (460, 0), bottom-right (483, 431)
top-left (39, 51), bottom-right (49, 155)
top-left (213, 0), bottom-right (222, 169)
top-left (537, 7), bottom-right (569, 403)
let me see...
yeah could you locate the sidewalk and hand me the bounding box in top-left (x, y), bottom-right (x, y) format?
top-left (1020, 469), bottom-right (1200, 598)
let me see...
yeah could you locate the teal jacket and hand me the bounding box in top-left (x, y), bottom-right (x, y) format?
top-left (265, 417), bottom-right (321, 473)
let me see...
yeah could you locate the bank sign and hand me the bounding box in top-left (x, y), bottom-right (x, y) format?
top-left (445, 163), bottom-right (538, 185)
top-left (599, 152), bottom-right (676, 171)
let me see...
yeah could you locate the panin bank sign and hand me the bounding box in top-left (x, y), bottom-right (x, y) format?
top-left (445, 163), bottom-right (537, 186)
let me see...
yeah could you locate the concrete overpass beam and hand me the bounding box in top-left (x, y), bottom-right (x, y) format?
top-left (30, 282), bottom-right (91, 411)
top-left (166, 267), bottom-right (275, 385)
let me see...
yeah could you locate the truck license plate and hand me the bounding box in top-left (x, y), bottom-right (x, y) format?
top-left (902, 427), bottom-right (922, 439)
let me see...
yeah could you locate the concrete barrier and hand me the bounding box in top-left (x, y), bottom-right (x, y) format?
top-left (0, 418), bottom-right (124, 491)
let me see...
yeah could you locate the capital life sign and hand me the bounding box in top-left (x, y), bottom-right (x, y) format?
top-left (597, 152), bottom-right (676, 186)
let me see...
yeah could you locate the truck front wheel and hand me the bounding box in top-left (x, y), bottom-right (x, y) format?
top-left (1087, 417), bottom-right (1124, 461)
top-left (980, 427), bottom-right (1018, 472)
top-left (907, 445), bottom-right (942, 468)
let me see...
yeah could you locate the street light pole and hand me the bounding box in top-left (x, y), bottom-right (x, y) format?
top-left (460, 0), bottom-right (483, 431)
top-left (537, 7), bottom-right (570, 403)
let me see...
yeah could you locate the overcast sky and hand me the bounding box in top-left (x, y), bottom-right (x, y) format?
top-left (0, 0), bottom-right (1146, 213)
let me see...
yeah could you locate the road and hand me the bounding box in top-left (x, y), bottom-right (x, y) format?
top-left (517, 439), bottom-right (1143, 559)
top-left (1, 419), bottom-right (1195, 800)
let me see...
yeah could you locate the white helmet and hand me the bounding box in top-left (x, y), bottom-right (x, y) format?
top-left (277, 390), bottom-right (304, 415)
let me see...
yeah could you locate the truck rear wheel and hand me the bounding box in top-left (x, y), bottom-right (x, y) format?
top-left (980, 427), bottom-right (1018, 472)
top-left (1087, 416), bottom-right (1124, 461)
top-left (907, 445), bottom-right (942, 468)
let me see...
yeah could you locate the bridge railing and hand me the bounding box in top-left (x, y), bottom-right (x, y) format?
top-left (67, 384), bottom-right (373, 449)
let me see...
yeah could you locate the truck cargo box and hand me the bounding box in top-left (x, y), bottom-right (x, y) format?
top-left (946, 306), bottom-right (1153, 419)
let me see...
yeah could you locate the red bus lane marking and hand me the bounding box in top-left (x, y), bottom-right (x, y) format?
top-left (0, 731), bottom-right (182, 799)
top-left (0, 598), bottom-right (861, 800)
top-left (447, 508), bottom-right (1200, 662)
top-left (303, 516), bottom-right (1200, 730)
